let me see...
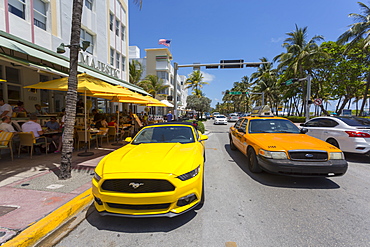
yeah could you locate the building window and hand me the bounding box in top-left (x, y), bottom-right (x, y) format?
top-left (8, 0), bottom-right (26, 19)
top-left (156, 71), bottom-right (168, 80)
top-left (121, 24), bottom-right (125, 41)
top-left (7, 85), bottom-right (21, 105)
top-left (116, 52), bottom-right (120, 68)
top-left (109, 13), bottom-right (114, 31)
top-left (80, 29), bottom-right (94, 54)
top-left (33, 0), bottom-right (47, 30)
top-left (5, 67), bottom-right (20, 84)
top-left (115, 19), bottom-right (120, 36)
top-left (110, 48), bottom-right (114, 66)
top-left (85, 0), bottom-right (93, 10)
top-left (121, 55), bottom-right (126, 71)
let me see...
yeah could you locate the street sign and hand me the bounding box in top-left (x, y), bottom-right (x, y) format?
top-left (228, 91), bottom-right (242, 95)
top-left (314, 98), bottom-right (322, 106)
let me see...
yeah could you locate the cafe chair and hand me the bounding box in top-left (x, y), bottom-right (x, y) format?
top-left (0, 132), bottom-right (14, 161)
top-left (121, 126), bottom-right (133, 139)
top-left (18, 132), bottom-right (49, 158)
top-left (76, 130), bottom-right (98, 151)
top-left (107, 126), bottom-right (117, 142)
top-left (97, 127), bottom-right (109, 145)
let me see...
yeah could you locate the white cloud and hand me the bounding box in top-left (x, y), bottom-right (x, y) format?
top-left (271, 37), bottom-right (283, 43)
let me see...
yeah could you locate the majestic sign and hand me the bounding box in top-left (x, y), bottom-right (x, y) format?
top-left (79, 52), bottom-right (119, 78)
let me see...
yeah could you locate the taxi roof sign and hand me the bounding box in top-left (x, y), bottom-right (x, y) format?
top-left (250, 105), bottom-right (274, 117)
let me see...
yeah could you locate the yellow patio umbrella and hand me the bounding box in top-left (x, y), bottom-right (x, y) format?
top-left (24, 73), bottom-right (135, 155)
top-left (141, 96), bottom-right (168, 107)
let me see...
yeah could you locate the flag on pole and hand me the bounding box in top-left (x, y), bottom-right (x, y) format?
top-left (158, 39), bottom-right (171, 47)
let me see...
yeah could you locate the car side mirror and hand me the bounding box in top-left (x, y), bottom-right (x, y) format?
top-left (125, 137), bottom-right (132, 142)
top-left (300, 128), bottom-right (308, 134)
top-left (237, 128), bottom-right (245, 133)
top-left (199, 134), bottom-right (208, 141)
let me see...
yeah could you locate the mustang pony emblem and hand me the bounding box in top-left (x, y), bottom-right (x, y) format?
top-left (129, 182), bottom-right (144, 189)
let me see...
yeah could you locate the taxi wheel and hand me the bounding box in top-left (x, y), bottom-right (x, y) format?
top-left (327, 138), bottom-right (340, 149)
top-left (229, 137), bottom-right (237, 150)
top-left (247, 148), bottom-right (262, 173)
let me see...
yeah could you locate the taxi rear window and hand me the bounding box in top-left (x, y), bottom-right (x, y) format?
top-left (248, 119), bottom-right (300, 133)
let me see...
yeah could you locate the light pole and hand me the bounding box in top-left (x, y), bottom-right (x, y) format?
top-left (305, 74), bottom-right (311, 122)
top-left (173, 61), bottom-right (269, 119)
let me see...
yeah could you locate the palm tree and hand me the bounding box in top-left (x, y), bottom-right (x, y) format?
top-left (138, 74), bottom-right (169, 98)
top-left (250, 58), bottom-right (279, 110)
top-left (129, 60), bottom-right (144, 85)
top-left (274, 25), bottom-right (326, 116)
top-left (185, 70), bottom-right (209, 97)
top-left (59, 0), bottom-right (83, 180)
top-left (337, 1), bottom-right (370, 115)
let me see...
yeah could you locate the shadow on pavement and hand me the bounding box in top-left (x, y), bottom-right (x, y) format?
top-left (85, 204), bottom-right (197, 233)
top-left (224, 144), bottom-right (341, 189)
top-left (343, 152), bottom-right (370, 163)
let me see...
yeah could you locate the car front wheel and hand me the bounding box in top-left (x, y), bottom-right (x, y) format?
top-left (247, 148), bottom-right (262, 173)
top-left (327, 138), bottom-right (340, 149)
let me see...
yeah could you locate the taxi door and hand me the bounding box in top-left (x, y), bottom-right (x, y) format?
top-left (231, 119), bottom-right (247, 151)
top-left (236, 119), bottom-right (249, 153)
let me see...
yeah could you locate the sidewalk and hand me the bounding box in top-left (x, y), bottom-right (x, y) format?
top-left (0, 144), bottom-right (122, 246)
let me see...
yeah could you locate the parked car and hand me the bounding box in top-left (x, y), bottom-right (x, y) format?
top-left (228, 113), bottom-right (239, 122)
top-left (92, 122), bottom-right (208, 218)
top-left (229, 106), bottom-right (348, 177)
top-left (211, 112), bottom-right (220, 119)
top-left (300, 116), bottom-right (370, 156)
top-left (214, 115), bottom-right (228, 125)
top-left (205, 112), bottom-right (211, 119)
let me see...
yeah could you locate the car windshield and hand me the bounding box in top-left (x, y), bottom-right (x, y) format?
top-left (216, 115), bottom-right (226, 118)
top-left (337, 116), bottom-right (370, 126)
top-left (249, 119), bottom-right (300, 133)
top-left (132, 126), bottom-right (195, 144)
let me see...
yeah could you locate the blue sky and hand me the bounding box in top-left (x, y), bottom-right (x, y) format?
top-left (129, 0), bottom-right (362, 109)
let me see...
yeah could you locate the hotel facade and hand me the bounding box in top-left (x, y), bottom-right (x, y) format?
top-left (0, 0), bottom-right (146, 113)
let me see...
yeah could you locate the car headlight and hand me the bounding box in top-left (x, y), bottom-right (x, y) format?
top-left (330, 152), bottom-right (344, 160)
top-left (259, 149), bottom-right (287, 159)
top-left (94, 173), bottom-right (102, 182)
top-left (177, 166), bottom-right (200, 181)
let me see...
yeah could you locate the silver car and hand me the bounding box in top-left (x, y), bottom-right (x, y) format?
top-left (301, 116), bottom-right (370, 156)
top-left (228, 113), bottom-right (239, 122)
top-left (214, 115), bottom-right (228, 125)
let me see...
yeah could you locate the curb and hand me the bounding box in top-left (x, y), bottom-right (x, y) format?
top-left (2, 189), bottom-right (93, 247)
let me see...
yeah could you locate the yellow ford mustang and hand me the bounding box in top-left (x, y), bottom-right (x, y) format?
top-left (92, 122), bottom-right (208, 217)
top-left (229, 107), bottom-right (348, 177)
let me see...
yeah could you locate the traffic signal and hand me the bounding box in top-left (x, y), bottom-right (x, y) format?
top-left (220, 59), bottom-right (244, 68)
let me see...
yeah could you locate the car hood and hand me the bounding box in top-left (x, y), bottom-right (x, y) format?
top-left (251, 133), bottom-right (339, 151)
top-left (100, 143), bottom-right (199, 176)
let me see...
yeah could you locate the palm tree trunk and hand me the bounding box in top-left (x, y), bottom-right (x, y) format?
top-left (59, 0), bottom-right (83, 180)
top-left (359, 73), bottom-right (370, 116)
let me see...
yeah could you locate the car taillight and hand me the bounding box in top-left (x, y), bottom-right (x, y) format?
top-left (345, 131), bottom-right (370, 138)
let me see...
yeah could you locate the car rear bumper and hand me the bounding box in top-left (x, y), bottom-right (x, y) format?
top-left (257, 156), bottom-right (348, 177)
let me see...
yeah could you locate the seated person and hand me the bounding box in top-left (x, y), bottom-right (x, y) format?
top-left (13, 101), bottom-right (28, 114)
top-left (0, 116), bottom-right (16, 132)
top-left (44, 117), bottom-right (62, 153)
top-left (34, 104), bottom-right (48, 115)
top-left (22, 115), bottom-right (51, 154)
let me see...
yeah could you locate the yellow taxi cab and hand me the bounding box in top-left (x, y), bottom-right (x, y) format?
top-left (92, 122), bottom-right (208, 217)
top-left (229, 106), bottom-right (348, 176)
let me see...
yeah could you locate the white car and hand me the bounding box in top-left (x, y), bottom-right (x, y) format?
top-left (301, 116), bottom-right (370, 156)
top-left (214, 115), bottom-right (228, 125)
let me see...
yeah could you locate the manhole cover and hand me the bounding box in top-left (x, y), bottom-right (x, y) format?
top-left (0, 206), bottom-right (18, 217)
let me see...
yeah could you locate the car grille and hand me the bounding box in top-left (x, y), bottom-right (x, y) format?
top-left (101, 179), bottom-right (175, 193)
top-left (288, 151), bottom-right (328, 161)
top-left (107, 202), bottom-right (171, 210)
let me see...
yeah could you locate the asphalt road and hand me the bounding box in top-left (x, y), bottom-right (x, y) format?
top-left (55, 120), bottom-right (370, 247)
